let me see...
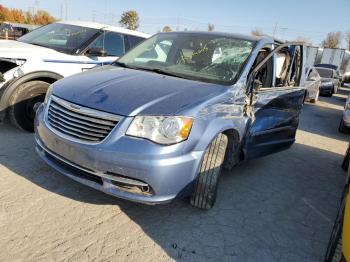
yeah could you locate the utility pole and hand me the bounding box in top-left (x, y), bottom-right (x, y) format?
top-left (176, 17), bottom-right (180, 31)
top-left (65, 0), bottom-right (68, 20)
top-left (273, 22), bottom-right (278, 37)
top-left (34, 0), bottom-right (39, 14)
top-left (60, 3), bottom-right (63, 20)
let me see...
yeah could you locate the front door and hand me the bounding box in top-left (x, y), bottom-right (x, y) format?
top-left (243, 43), bottom-right (305, 160)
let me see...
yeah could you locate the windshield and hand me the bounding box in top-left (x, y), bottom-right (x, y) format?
top-left (17, 23), bottom-right (99, 54)
top-left (315, 68), bottom-right (333, 78)
top-left (118, 33), bottom-right (254, 85)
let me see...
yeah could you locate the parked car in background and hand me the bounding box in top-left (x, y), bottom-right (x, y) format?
top-left (0, 22), bottom-right (39, 40)
top-left (325, 144), bottom-right (350, 261)
top-left (339, 94), bottom-right (350, 133)
top-left (35, 32), bottom-right (305, 209)
top-left (304, 67), bottom-right (321, 103)
top-left (0, 21), bottom-right (149, 131)
top-left (315, 65), bottom-right (340, 96)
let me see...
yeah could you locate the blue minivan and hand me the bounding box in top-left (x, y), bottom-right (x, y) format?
top-left (35, 32), bottom-right (305, 209)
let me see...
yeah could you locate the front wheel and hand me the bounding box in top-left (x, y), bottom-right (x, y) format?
top-left (339, 119), bottom-right (349, 134)
top-left (190, 133), bottom-right (228, 210)
top-left (8, 80), bottom-right (50, 132)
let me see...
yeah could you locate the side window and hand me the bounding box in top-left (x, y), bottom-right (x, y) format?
top-left (252, 48), bottom-right (274, 88)
top-left (128, 35), bottom-right (145, 48)
top-left (90, 32), bottom-right (125, 57)
top-left (287, 46), bottom-right (302, 87)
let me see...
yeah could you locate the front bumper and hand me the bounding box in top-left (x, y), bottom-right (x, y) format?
top-left (34, 104), bottom-right (204, 205)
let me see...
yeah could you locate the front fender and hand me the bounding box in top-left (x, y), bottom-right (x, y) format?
top-left (191, 115), bottom-right (247, 152)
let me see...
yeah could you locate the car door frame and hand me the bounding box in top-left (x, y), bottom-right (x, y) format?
top-left (242, 42), bottom-right (306, 160)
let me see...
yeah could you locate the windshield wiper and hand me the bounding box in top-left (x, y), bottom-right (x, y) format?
top-left (113, 63), bottom-right (186, 79)
top-left (140, 67), bottom-right (186, 79)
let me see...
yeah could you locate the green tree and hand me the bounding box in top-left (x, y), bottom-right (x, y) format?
top-left (208, 23), bottom-right (214, 31)
top-left (251, 28), bottom-right (263, 37)
top-left (321, 32), bottom-right (342, 48)
top-left (294, 36), bottom-right (313, 46)
top-left (162, 25), bottom-right (172, 32)
top-left (119, 10), bottom-right (139, 30)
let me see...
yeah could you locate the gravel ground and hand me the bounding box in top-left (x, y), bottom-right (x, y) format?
top-left (0, 88), bottom-right (349, 262)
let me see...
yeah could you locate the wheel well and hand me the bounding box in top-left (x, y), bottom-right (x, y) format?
top-left (222, 129), bottom-right (241, 169)
top-left (29, 77), bottom-right (58, 85)
top-left (0, 72), bottom-right (62, 120)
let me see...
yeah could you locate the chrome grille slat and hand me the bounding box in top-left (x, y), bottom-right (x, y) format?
top-left (48, 108), bottom-right (113, 130)
top-left (48, 111), bottom-right (110, 134)
top-left (48, 116), bottom-right (107, 137)
top-left (50, 102), bottom-right (115, 126)
top-left (49, 122), bottom-right (101, 141)
top-left (46, 95), bottom-right (119, 143)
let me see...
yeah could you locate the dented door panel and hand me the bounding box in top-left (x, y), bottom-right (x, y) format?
top-left (243, 87), bottom-right (304, 159)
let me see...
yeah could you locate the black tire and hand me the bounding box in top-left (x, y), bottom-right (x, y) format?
top-left (190, 133), bottom-right (228, 210)
top-left (324, 187), bottom-right (347, 262)
top-left (8, 80), bottom-right (49, 132)
top-left (342, 143), bottom-right (350, 171)
top-left (339, 120), bottom-right (349, 134)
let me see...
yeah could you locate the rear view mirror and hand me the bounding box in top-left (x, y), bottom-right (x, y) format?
top-left (86, 47), bottom-right (107, 57)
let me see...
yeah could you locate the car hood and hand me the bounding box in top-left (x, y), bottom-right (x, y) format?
top-left (0, 40), bottom-right (57, 59)
top-left (53, 66), bottom-right (228, 116)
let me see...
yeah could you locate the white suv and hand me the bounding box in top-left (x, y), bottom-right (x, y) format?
top-left (0, 21), bottom-right (149, 131)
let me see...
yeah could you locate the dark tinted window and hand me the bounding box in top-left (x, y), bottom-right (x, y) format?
top-left (315, 68), bottom-right (333, 78)
top-left (128, 35), bottom-right (145, 47)
top-left (91, 32), bottom-right (125, 56)
top-left (18, 23), bottom-right (99, 54)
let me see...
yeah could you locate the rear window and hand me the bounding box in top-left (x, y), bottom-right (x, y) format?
top-left (316, 68), bottom-right (333, 78)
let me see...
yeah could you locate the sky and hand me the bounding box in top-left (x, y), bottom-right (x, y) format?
top-left (2, 0), bottom-right (350, 48)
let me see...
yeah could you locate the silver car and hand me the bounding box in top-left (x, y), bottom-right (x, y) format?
top-left (339, 94), bottom-right (350, 133)
top-left (304, 67), bottom-right (321, 103)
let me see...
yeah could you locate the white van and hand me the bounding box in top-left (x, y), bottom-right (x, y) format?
top-left (0, 21), bottom-right (149, 131)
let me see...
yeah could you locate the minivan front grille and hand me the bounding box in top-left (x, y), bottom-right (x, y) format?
top-left (47, 96), bottom-right (120, 143)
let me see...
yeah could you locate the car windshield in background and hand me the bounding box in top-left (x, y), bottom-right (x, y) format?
top-left (17, 23), bottom-right (99, 54)
top-left (316, 68), bottom-right (333, 78)
top-left (118, 33), bottom-right (254, 85)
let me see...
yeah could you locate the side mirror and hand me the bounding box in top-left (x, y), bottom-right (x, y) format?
top-left (86, 47), bottom-right (107, 57)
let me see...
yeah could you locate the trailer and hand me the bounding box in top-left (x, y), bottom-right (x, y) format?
top-left (316, 47), bottom-right (346, 69)
top-left (304, 46), bottom-right (319, 69)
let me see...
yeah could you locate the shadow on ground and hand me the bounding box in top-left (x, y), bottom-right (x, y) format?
top-left (0, 121), bottom-right (346, 261)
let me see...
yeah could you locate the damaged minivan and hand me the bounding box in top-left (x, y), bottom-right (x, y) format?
top-left (35, 32), bottom-right (305, 209)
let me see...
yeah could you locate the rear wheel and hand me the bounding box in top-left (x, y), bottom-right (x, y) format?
top-left (190, 133), bottom-right (228, 210)
top-left (8, 80), bottom-right (49, 132)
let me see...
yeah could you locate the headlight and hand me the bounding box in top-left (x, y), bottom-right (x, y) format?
top-left (126, 116), bottom-right (193, 145)
top-left (44, 84), bottom-right (54, 104)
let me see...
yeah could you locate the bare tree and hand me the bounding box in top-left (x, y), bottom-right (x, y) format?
top-left (294, 36), bottom-right (313, 46)
top-left (321, 31), bottom-right (342, 48)
top-left (347, 31), bottom-right (350, 50)
top-left (162, 26), bottom-right (172, 32)
top-left (119, 10), bottom-right (139, 30)
top-left (251, 28), bottom-right (263, 37)
top-left (208, 23), bottom-right (214, 31)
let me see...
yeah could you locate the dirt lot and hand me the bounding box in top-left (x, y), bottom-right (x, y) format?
top-left (0, 88), bottom-right (349, 262)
